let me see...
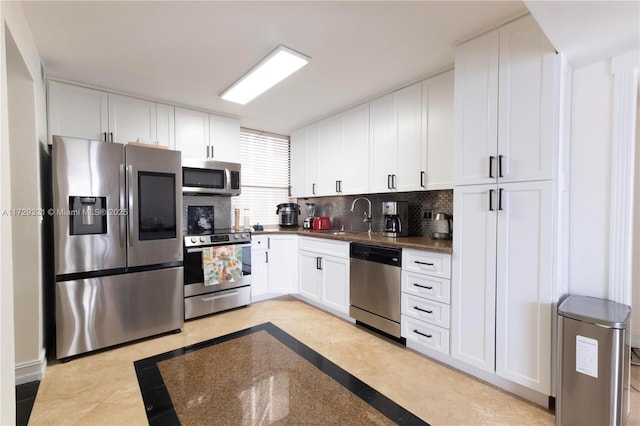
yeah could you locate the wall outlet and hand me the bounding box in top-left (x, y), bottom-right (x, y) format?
top-left (423, 210), bottom-right (433, 220)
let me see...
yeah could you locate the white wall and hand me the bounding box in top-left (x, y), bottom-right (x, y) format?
top-left (633, 99), bottom-right (640, 347)
top-left (568, 59), bottom-right (613, 298)
top-left (0, 0), bottom-right (46, 419)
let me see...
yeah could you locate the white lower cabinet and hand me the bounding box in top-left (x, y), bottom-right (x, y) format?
top-left (250, 235), bottom-right (298, 298)
top-left (451, 180), bottom-right (554, 395)
top-left (401, 249), bottom-right (452, 356)
top-left (297, 237), bottom-right (350, 314)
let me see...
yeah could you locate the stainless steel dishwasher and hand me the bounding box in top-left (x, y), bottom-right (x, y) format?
top-left (349, 243), bottom-right (402, 338)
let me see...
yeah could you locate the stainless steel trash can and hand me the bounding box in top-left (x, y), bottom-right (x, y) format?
top-left (557, 295), bottom-right (631, 426)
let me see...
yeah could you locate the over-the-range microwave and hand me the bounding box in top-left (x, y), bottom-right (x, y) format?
top-left (182, 159), bottom-right (241, 196)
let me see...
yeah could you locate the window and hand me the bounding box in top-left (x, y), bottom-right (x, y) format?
top-left (232, 129), bottom-right (290, 227)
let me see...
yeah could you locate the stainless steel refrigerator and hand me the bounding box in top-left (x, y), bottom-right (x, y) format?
top-left (52, 136), bottom-right (184, 359)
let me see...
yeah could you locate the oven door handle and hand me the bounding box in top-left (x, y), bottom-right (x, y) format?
top-left (187, 243), bottom-right (251, 254)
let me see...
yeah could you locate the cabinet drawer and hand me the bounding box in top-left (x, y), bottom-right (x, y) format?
top-left (401, 315), bottom-right (450, 355)
top-left (252, 236), bottom-right (268, 248)
top-left (402, 293), bottom-right (450, 328)
top-left (402, 249), bottom-right (451, 278)
top-left (298, 236), bottom-right (349, 258)
top-left (401, 271), bottom-right (450, 304)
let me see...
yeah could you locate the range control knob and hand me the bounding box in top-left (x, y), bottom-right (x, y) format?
top-left (199, 237), bottom-right (206, 243)
top-left (234, 234), bottom-right (240, 240)
top-left (241, 233), bottom-right (248, 239)
top-left (190, 237), bottom-right (197, 244)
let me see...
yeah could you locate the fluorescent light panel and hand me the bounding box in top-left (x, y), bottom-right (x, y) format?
top-left (220, 45), bottom-right (310, 105)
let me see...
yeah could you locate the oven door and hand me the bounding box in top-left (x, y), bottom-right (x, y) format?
top-left (184, 243), bottom-right (251, 297)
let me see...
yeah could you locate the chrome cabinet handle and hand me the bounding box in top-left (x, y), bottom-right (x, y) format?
top-left (391, 174), bottom-right (397, 189)
top-left (413, 329), bottom-right (432, 339)
top-left (414, 261), bottom-right (434, 266)
top-left (316, 257), bottom-right (323, 270)
top-left (206, 145), bottom-right (210, 158)
top-left (312, 183), bottom-right (316, 195)
top-left (387, 174), bottom-right (392, 189)
top-left (413, 283), bottom-right (433, 290)
top-left (413, 306), bottom-right (433, 314)
top-left (265, 252), bottom-right (269, 263)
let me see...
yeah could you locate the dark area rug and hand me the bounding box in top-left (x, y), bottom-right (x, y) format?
top-left (134, 322), bottom-right (428, 425)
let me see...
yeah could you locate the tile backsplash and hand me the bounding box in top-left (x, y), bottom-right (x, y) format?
top-left (295, 189), bottom-right (453, 237)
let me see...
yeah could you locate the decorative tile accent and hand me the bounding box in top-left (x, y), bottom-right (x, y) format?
top-left (182, 195), bottom-right (231, 232)
top-left (295, 190), bottom-right (453, 237)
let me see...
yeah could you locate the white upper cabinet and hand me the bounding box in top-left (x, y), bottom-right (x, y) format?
top-left (305, 123), bottom-right (319, 196)
top-left (423, 71), bottom-right (454, 190)
top-left (209, 114), bottom-right (240, 163)
top-left (48, 81), bottom-right (174, 148)
top-left (369, 93), bottom-right (397, 193)
top-left (48, 81), bottom-right (109, 144)
top-left (315, 114), bottom-right (341, 196)
top-left (107, 94), bottom-right (156, 144)
top-left (175, 107), bottom-right (209, 159)
top-left (454, 14), bottom-right (556, 185)
top-left (340, 103), bottom-right (370, 195)
top-left (497, 15), bottom-right (556, 183)
top-left (156, 104), bottom-right (175, 149)
top-left (394, 82), bottom-right (424, 192)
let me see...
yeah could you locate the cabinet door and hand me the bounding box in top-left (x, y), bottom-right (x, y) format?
top-left (251, 249), bottom-right (269, 297)
top-left (48, 81), bottom-right (108, 144)
top-left (156, 104), bottom-right (175, 149)
top-left (267, 236), bottom-right (298, 293)
top-left (369, 94), bottom-right (396, 193)
top-left (298, 250), bottom-right (322, 300)
top-left (497, 15), bottom-right (556, 183)
top-left (290, 128), bottom-right (306, 197)
top-left (451, 184), bottom-right (497, 372)
top-left (340, 104), bottom-right (370, 195)
top-left (305, 123), bottom-right (319, 196)
top-left (175, 107), bottom-right (209, 159)
top-left (453, 30), bottom-right (499, 186)
top-left (495, 180), bottom-right (553, 393)
top-left (209, 114), bottom-right (240, 162)
top-left (321, 255), bottom-right (349, 314)
top-left (315, 115), bottom-right (341, 195)
top-left (423, 71), bottom-right (454, 190)
top-left (108, 94), bottom-right (157, 144)
top-left (393, 83), bottom-right (423, 192)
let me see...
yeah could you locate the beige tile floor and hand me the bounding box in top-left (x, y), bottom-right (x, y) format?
top-left (29, 297), bottom-right (639, 425)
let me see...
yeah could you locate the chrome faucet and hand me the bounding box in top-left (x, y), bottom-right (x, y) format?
top-left (350, 197), bottom-right (372, 234)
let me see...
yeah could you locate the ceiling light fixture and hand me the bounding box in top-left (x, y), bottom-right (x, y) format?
top-left (220, 45), bottom-right (311, 105)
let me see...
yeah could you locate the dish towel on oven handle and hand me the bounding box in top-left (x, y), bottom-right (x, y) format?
top-left (202, 245), bottom-right (243, 286)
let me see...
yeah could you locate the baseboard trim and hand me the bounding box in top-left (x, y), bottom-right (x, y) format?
top-left (15, 349), bottom-right (46, 385)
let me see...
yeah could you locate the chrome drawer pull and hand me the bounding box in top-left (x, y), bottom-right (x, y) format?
top-left (413, 306), bottom-right (433, 314)
top-left (413, 283), bottom-right (433, 290)
top-left (414, 261), bottom-right (434, 266)
top-left (413, 329), bottom-right (432, 339)
top-left (201, 291), bottom-right (238, 302)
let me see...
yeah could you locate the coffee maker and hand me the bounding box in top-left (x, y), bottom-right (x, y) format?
top-left (382, 201), bottom-right (408, 237)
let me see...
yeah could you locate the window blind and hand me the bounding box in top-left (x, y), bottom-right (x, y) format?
top-left (232, 129), bottom-right (290, 227)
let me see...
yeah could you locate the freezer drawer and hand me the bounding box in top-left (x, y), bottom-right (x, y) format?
top-left (56, 267), bottom-right (183, 359)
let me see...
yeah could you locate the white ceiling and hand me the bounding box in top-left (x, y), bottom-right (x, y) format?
top-left (22, 1), bottom-right (639, 136)
top-left (22, 1), bottom-right (527, 135)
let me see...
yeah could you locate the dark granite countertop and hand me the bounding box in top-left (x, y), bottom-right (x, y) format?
top-left (252, 227), bottom-right (452, 254)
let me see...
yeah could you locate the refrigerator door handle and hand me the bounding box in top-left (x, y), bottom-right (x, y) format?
top-left (127, 164), bottom-right (135, 247)
top-left (119, 164), bottom-right (126, 248)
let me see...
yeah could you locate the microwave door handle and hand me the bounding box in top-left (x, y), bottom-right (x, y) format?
top-left (119, 164), bottom-right (126, 247)
top-left (127, 165), bottom-right (135, 247)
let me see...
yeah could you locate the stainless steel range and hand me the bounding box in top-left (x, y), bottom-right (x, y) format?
top-left (183, 205), bottom-right (251, 319)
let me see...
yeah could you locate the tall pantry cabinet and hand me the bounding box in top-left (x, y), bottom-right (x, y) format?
top-left (451, 14), bottom-right (563, 396)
